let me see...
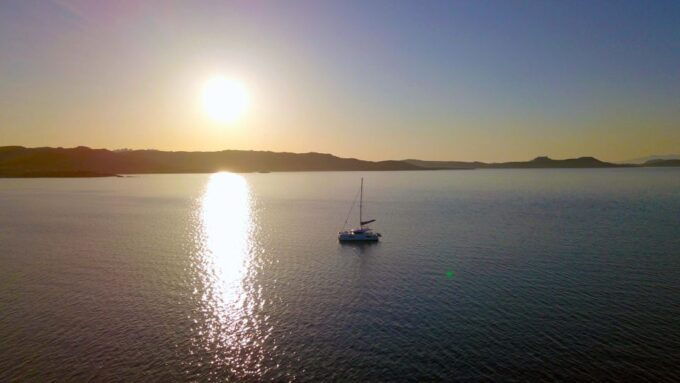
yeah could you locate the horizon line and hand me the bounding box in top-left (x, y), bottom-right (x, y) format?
top-left (4, 144), bottom-right (676, 165)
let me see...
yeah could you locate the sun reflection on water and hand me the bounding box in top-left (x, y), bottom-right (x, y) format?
top-left (201, 172), bottom-right (252, 302)
top-left (191, 172), bottom-right (266, 379)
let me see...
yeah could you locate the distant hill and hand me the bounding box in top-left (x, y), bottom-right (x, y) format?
top-left (0, 169), bottom-right (118, 178)
top-left (405, 156), bottom-right (630, 169)
top-left (643, 159), bottom-right (680, 167)
top-left (487, 156), bottom-right (628, 168)
top-left (621, 154), bottom-right (680, 164)
top-left (403, 159), bottom-right (480, 169)
top-left (3, 147), bottom-right (677, 177)
top-left (0, 146), bottom-right (424, 177)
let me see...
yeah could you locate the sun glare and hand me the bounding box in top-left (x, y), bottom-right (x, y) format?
top-left (202, 76), bottom-right (250, 123)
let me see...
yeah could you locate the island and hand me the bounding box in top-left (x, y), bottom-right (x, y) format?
top-left (1, 146), bottom-right (678, 178)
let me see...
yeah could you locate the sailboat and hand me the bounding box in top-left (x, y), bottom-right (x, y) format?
top-left (338, 178), bottom-right (382, 242)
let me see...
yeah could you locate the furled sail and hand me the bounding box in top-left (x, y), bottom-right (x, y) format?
top-left (361, 219), bottom-right (376, 225)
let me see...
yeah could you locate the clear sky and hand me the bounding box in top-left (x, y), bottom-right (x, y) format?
top-left (1, 0), bottom-right (679, 162)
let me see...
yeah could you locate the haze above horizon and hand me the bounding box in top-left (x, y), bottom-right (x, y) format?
top-left (1, 0), bottom-right (679, 162)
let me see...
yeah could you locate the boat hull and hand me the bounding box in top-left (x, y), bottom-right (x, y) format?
top-left (338, 231), bottom-right (380, 242)
top-left (338, 236), bottom-right (380, 242)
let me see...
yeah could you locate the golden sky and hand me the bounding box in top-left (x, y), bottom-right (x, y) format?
top-left (1, 1), bottom-right (679, 162)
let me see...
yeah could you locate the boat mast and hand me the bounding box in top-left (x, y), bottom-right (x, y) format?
top-left (359, 178), bottom-right (363, 228)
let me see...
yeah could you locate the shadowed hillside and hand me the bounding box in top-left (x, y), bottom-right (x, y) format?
top-left (403, 159), bottom-right (481, 169)
top-left (622, 154), bottom-right (680, 164)
top-left (643, 159), bottom-right (680, 167)
top-left (3, 147), bottom-right (676, 177)
top-left (405, 156), bottom-right (635, 169)
top-left (487, 156), bottom-right (629, 168)
top-left (0, 146), bottom-right (424, 176)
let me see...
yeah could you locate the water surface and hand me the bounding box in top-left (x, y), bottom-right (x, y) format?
top-left (1, 169), bottom-right (679, 381)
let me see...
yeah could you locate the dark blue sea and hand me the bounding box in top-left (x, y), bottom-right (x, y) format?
top-left (1, 169), bottom-right (679, 381)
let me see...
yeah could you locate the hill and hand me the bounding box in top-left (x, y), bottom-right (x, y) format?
top-left (643, 159), bottom-right (680, 167)
top-left (0, 146), bottom-right (424, 177)
top-left (487, 156), bottom-right (627, 168)
top-left (621, 154), bottom-right (680, 164)
top-left (403, 159), bottom-right (480, 169)
top-left (4, 147), bottom-right (674, 178)
top-left (405, 156), bottom-right (629, 169)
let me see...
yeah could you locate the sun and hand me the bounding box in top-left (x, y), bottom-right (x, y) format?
top-left (202, 76), bottom-right (250, 123)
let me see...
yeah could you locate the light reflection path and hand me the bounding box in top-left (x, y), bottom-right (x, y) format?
top-left (192, 172), bottom-right (266, 378)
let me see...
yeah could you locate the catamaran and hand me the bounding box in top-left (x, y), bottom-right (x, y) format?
top-left (338, 178), bottom-right (382, 242)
